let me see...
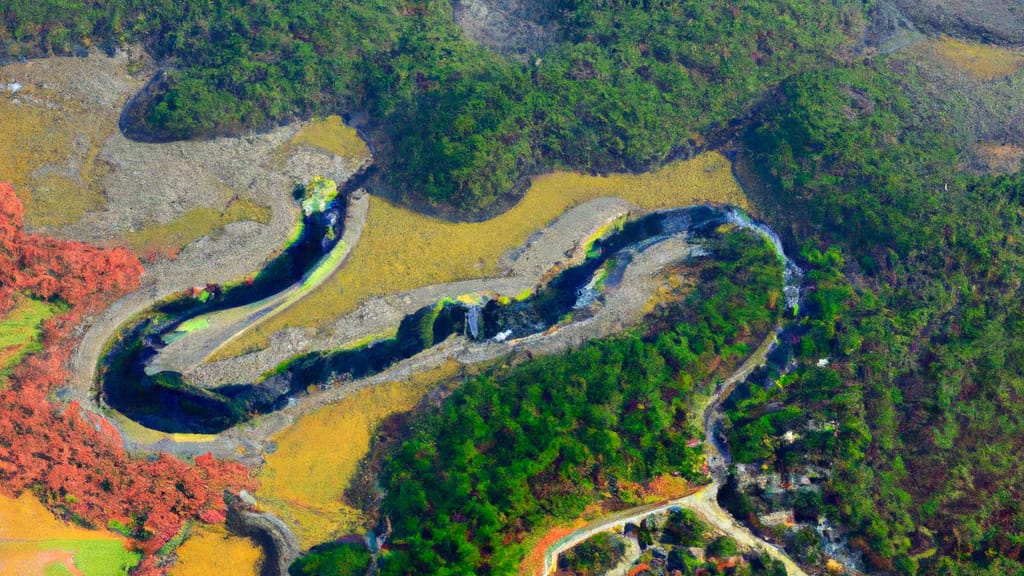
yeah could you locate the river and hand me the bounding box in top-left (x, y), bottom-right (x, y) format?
top-left (97, 204), bottom-right (749, 434)
top-left (88, 190), bottom-right (808, 575)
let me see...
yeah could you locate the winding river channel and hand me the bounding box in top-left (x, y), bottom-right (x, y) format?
top-left (538, 211), bottom-right (805, 576)
top-left (99, 203), bottom-right (756, 433)
top-left (89, 187), bottom-right (806, 574)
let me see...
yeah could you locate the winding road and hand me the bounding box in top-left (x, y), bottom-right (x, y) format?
top-left (540, 331), bottom-right (808, 576)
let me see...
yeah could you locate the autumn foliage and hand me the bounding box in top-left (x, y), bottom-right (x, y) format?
top-left (0, 183), bottom-right (255, 574)
top-left (0, 184), bottom-right (139, 314)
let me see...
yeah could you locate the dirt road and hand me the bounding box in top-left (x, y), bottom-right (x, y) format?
top-left (540, 330), bottom-right (808, 576)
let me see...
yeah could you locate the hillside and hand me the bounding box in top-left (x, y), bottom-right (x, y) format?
top-left (0, 1), bottom-right (1022, 576)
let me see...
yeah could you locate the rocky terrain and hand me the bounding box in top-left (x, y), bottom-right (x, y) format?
top-left (451, 0), bottom-right (560, 60)
top-left (891, 0), bottom-right (1024, 46)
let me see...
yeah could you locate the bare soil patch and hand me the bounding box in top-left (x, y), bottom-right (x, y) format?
top-left (978, 143), bottom-right (1024, 173)
top-left (891, 0), bottom-right (1024, 46)
top-left (451, 0), bottom-right (561, 60)
top-left (0, 49), bottom-right (144, 228)
top-left (888, 36), bottom-right (1024, 173)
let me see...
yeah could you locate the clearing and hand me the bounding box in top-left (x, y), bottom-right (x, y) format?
top-left (0, 492), bottom-right (139, 576)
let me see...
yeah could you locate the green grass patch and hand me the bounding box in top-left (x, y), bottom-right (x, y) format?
top-left (338, 329), bottom-right (399, 352)
top-left (912, 547), bottom-right (938, 561)
top-left (582, 215), bottom-right (628, 261)
top-left (45, 562), bottom-right (75, 576)
top-left (0, 295), bottom-right (63, 371)
top-left (156, 521), bottom-right (192, 557)
top-left (126, 200), bottom-right (271, 258)
top-left (39, 539), bottom-right (141, 576)
top-left (177, 317), bottom-right (210, 333)
top-left (161, 316), bottom-right (210, 345)
top-left (301, 240), bottom-right (349, 291)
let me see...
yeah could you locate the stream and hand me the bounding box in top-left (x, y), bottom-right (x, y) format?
top-left (540, 214), bottom-right (805, 576)
top-left (99, 205), bottom-right (755, 433)
top-left (91, 188), bottom-right (808, 574)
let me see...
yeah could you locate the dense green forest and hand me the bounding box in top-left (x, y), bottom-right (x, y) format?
top-left (728, 61), bottom-right (1024, 574)
top-left (1, 0), bottom-right (863, 212)
top-left (296, 230), bottom-right (784, 574)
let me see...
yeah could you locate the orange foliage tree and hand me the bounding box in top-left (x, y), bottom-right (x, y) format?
top-left (0, 183), bottom-right (255, 575)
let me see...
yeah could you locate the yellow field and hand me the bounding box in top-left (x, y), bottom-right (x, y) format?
top-left (126, 200), bottom-right (271, 260)
top-left (0, 493), bottom-right (116, 541)
top-left (286, 115), bottom-right (372, 162)
top-left (256, 360), bottom-right (460, 547)
top-left (0, 87), bottom-right (112, 228)
top-left (105, 411), bottom-right (219, 445)
top-left (169, 524), bottom-right (261, 576)
top-left (222, 152), bottom-right (745, 356)
top-left (932, 35), bottom-right (1024, 81)
top-left (0, 492), bottom-right (137, 576)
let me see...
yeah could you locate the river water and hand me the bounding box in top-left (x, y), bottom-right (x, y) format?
top-left (99, 204), bottom-right (801, 435)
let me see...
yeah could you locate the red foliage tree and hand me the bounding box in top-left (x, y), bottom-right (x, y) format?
top-left (0, 182), bottom-right (144, 313)
top-left (0, 183), bottom-right (255, 574)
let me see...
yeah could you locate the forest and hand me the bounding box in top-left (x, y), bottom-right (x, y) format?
top-left (724, 62), bottom-right (1024, 574)
top-left (0, 183), bottom-right (255, 575)
top-left (1, 0), bottom-right (862, 213)
top-left (296, 229), bottom-right (785, 574)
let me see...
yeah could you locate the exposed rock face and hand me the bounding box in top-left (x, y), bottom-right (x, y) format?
top-left (451, 0), bottom-right (561, 60)
top-left (864, 0), bottom-right (922, 54)
top-left (890, 0), bottom-right (1024, 45)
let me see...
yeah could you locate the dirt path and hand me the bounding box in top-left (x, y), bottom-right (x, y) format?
top-left (539, 484), bottom-right (803, 576)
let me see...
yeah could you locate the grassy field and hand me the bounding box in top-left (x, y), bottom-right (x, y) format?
top-left (169, 524), bottom-right (261, 576)
top-left (222, 152), bottom-right (746, 356)
top-left (104, 410), bottom-right (220, 445)
top-left (931, 35), bottom-right (1024, 81)
top-left (0, 492), bottom-right (140, 576)
top-left (286, 115), bottom-right (371, 163)
top-left (0, 83), bottom-right (114, 228)
top-left (125, 200), bottom-right (271, 261)
top-left (256, 360), bottom-right (461, 548)
top-left (0, 295), bottom-right (62, 374)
